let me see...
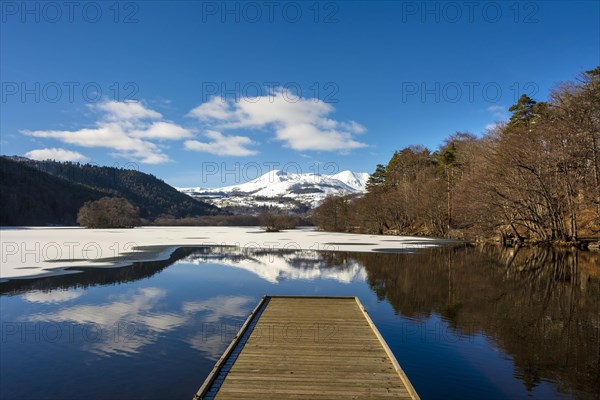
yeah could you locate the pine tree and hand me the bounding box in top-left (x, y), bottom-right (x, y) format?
top-left (507, 94), bottom-right (547, 131)
top-left (366, 164), bottom-right (387, 190)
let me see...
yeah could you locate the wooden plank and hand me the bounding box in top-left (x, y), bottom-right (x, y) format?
top-left (353, 297), bottom-right (421, 400)
top-left (194, 296), bottom-right (420, 400)
top-left (193, 295), bottom-right (269, 400)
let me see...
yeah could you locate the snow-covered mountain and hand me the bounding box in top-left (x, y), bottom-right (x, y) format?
top-left (178, 169), bottom-right (370, 211)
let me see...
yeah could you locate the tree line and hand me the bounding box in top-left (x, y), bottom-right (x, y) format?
top-left (313, 67), bottom-right (600, 245)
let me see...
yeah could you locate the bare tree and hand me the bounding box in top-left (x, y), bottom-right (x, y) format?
top-left (77, 197), bottom-right (141, 228)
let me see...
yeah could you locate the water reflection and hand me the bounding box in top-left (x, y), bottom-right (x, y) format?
top-left (1, 245), bottom-right (598, 399)
top-left (178, 247), bottom-right (366, 283)
top-left (183, 296), bottom-right (254, 360)
top-left (21, 289), bottom-right (254, 358)
top-left (355, 246), bottom-right (600, 398)
top-left (22, 289), bottom-right (84, 304)
top-left (0, 247), bottom-right (202, 295)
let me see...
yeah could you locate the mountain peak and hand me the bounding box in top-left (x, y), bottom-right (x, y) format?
top-left (179, 169), bottom-right (370, 210)
top-left (330, 170), bottom-right (370, 191)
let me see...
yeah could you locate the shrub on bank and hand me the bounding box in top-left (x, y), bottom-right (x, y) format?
top-left (77, 197), bottom-right (141, 228)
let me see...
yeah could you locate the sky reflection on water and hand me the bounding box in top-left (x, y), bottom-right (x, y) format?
top-left (1, 246), bottom-right (598, 400)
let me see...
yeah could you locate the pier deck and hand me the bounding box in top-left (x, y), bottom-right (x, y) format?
top-left (194, 296), bottom-right (420, 400)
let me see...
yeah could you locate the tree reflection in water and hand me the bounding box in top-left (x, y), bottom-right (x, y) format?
top-left (343, 246), bottom-right (600, 399)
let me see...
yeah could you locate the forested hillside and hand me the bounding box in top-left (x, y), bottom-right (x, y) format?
top-left (313, 67), bottom-right (600, 245)
top-left (0, 157), bottom-right (217, 226)
top-left (0, 157), bottom-right (108, 225)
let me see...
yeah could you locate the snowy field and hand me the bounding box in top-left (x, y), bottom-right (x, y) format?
top-left (0, 226), bottom-right (446, 281)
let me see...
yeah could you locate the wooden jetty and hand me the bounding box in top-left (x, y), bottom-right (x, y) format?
top-left (194, 296), bottom-right (420, 400)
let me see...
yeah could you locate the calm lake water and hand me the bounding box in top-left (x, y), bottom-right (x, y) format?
top-left (1, 245), bottom-right (598, 400)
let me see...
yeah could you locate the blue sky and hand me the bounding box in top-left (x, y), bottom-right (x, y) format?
top-left (1, 1), bottom-right (598, 187)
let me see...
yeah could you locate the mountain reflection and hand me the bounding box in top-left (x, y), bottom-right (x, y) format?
top-left (0, 246), bottom-right (366, 294)
top-left (178, 247), bottom-right (366, 283)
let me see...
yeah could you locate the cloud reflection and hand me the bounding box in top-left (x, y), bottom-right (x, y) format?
top-left (182, 295), bottom-right (254, 323)
top-left (22, 289), bottom-right (84, 304)
top-left (25, 288), bottom-right (253, 358)
top-left (183, 296), bottom-right (254, 360)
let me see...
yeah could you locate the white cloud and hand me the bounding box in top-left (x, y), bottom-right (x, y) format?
top-left (25, 147), bottom-right (89, 162)
top-left (487, 105), bottom-right (507, 119)
top-left (130, 121), bottom-right (193, 140)
top-left (277, 123), bottom-right (365, 152)
top-left (21, 101), bottom-right (192, 164)
top-left (188, 89), bottom-right (368, 152)
top-left (187, 97), bottom-right (233, 121)
top-left (185, 130), bottom-right (257, 156)
top-left (96, 100), bottom-right (162, 121)
top-left (23, 123), bottom-right (169, 164)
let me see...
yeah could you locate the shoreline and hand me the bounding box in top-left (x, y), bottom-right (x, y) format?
top-left (0, 226), bottom-right (455, 281)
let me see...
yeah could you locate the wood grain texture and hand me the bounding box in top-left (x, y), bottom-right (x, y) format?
top-left (195, 296), bottom-right (419, 400)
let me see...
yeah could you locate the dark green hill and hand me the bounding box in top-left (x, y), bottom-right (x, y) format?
top-left (0, 156), bottom-right (217, 226)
